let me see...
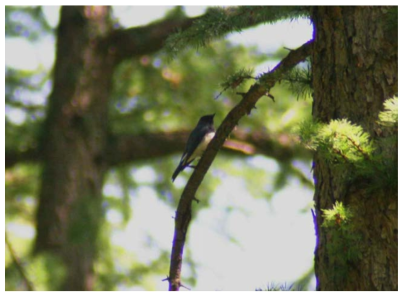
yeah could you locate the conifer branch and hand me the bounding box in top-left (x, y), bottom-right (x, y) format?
top-left (332, 148), bottom-right (350, 163)
top-left (216, 68), bottom-right (254, 99)
top-left (165, 6), bottom-right (310, 56)
top-left (341, 134), bottom-right (371, 161)
top-left (168, 39), bottom-right (313, 291)
top-left (280, 62), bottom-right (313, 99)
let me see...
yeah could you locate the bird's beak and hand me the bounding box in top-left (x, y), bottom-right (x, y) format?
top-left (211, 113), bottom-right (216, 118)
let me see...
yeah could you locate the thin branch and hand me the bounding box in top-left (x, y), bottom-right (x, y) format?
top-left (332, 148), bottom-right (350, 163)
top-left (287, 163), bottom-right (314, 189)
top-left (168, 39), bottom-right (314, 291)
top-left (341, 134), bottom-right (371, 161)
top-left (5, 232), bottom-right (35, 291)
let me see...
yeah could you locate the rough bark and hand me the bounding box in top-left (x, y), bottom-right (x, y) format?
top-left (34, 6), bottom-right (114, 290)
top-left (311, 6), bottom-right (397, 290)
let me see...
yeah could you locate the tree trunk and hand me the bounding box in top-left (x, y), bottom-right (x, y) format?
top-left (34, 6), bottom-right (114, 290)
top-left (311, 7), bottom-right (397, 290)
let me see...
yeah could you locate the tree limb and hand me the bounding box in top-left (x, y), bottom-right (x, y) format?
top-left (101, 16), bottom-right (198, 63)
top-left (5, 149), bottom-right (41, 169)
top-left (101, 6), bottom-right (308, 63)
top-left (106, 129), bottom-right (310, 166)
top-left (6, 130), bottom-right (310, 169)
top-left (168, 39), bottom-right (314, 291)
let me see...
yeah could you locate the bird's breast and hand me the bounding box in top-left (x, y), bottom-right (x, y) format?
top-left (187, 131), bottom-right (215, 163)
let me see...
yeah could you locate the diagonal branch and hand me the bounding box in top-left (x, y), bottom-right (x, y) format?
top-left (168, 39), bottom-right (314, 291)
top-left (5, 232), bottom-right (35, 291)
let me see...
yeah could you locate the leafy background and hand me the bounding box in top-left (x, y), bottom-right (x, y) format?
top-left (5, 6), bottom-right (316, 290)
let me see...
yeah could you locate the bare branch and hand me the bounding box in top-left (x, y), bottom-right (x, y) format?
top-left (168, 39), bottom-right (314, 290)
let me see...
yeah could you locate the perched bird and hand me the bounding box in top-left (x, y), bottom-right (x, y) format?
top-left (172, 114), bottom-right (216, 182)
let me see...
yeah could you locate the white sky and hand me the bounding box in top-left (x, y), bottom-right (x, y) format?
top-left (3, 5), bottom-right (318, 291)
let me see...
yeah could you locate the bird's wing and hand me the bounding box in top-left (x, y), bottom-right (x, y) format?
top-left (180, 126), bottom-right (208, 166)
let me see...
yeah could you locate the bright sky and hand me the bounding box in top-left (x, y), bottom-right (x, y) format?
top-left (5, 6), bottom-right (316, 291)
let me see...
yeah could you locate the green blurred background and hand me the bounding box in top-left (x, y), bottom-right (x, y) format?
top-left (5, 6), bottom-right (315, 290)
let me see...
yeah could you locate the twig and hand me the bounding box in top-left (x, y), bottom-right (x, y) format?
top-left (341, 134), bottom-right (371, 161)
top-left (180, 283), bottom-right (191, 290)
top-left (266, 92), bottom-right (275, 102)
top-left (332, 148), bottom-right (350, 163)
top-left (168, 39), bottom-right (313, 291)
top-left (5, 232), bottom-right (35, 291)
top-left (215, 75), bottom-right (254, 100)
top-left (288, 164), bottom-right (314, 189)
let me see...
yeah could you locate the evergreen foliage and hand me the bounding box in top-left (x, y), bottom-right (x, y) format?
top-left (280, 61), bottom-right (312, 100)
top-left (297, 97), bottom-right (398, 194)
top-left (322, 201), bottom-right (352, 228)
top-left (378, 96), bottom-right (398, 127)
top-left (255, 282), bottom-right (303, 291)
top-left (165, 6), bottom-right (310, 56)
top-left (321, 202), bottom-right (363, 281)
top-left (216, 68), bottom-right (254, 99)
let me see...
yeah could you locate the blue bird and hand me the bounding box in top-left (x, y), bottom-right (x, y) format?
top-left (172, 114), bottom-right (216, 182)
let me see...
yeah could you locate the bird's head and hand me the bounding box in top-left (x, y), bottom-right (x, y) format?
top-left (199, 113), bottom-right (215, 124)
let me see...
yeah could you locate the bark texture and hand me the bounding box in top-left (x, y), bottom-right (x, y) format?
top-left (311, 6), bottom-right (397, 290)
top-left (34, 6), bottom-right (114, 290)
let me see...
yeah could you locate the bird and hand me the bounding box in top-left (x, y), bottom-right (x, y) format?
top-left (172, 114), bottom-right (216, 182)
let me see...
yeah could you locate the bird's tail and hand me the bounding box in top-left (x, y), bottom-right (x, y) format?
top-left (172, 163), bottom-right (185, 182)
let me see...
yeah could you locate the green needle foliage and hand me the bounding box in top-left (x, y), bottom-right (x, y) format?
top-left (280, 62), bottom-right (312, 100)
top-left (322, 201), bottom-right (352, 228)
top-left (216, 68), bottom-right (254, 99)
top-left (298, 118), bottom-right (375, 164)
top-left (297, 97), bottom-right (398, 194)
top-left (321, 202), bottom-right (363, 282)
top-left (378, 96), bottom-right (398, 127)
top-left (255, 282), bottom-right (302, 291)
top-left (165, 6), bottom-right (310, 56)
